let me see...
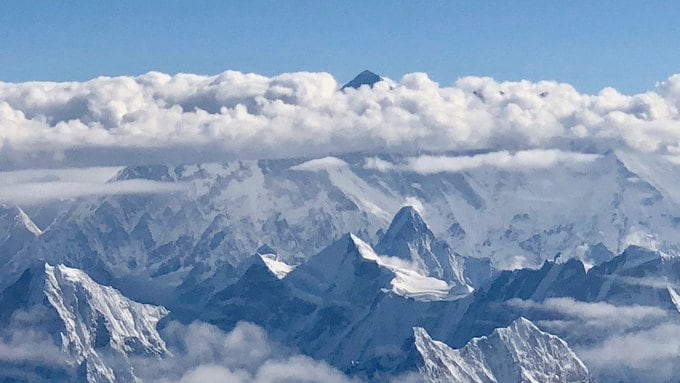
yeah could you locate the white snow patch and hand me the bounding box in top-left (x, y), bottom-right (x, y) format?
top-left (260, 254), bottom-right (295, 279)
top-left (350, 234), bottom-right (465, 301)
top-left (290, 157), bottom-right (348, 172)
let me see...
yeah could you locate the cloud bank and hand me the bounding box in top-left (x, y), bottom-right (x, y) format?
top-left (0, 167), bottom-right (185, 205)
top-left (2, 71), bottom-right (680, 168)
top-left (507, 297), bottom-right (667, 330)
top-left (135, 321), bottom-right (360, 383)
top-left (364, 150), bottom-right (601, 174)
top-left (578, 322), bottom-right (680, 382)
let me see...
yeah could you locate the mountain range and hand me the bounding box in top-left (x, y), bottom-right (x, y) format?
top-left (1, 146), bottom-right (679, 382)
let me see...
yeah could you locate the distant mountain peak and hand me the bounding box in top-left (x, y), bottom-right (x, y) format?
top-left (384, 206), bottom-right (429, 241)
top-left (341, 70), bottom-right (382, 90)
top-left (376, 206), bottom-right (441, 271)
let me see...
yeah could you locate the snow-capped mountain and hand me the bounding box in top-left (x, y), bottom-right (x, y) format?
top-left (0, 263), bottom-right (169, 383)
top-left (236, 237), bottom-right (676, 380)
top-left (5, 149), bottom-right (676, 304)
top-left (443, 245), bottom-right (680, 349)
top-left (199, 230), bottom-right (472, 378)
top-left (414, 317), bottom-right (591, 383)
top-left (0, 149), bottom-right (678, 382)
top-left (376, 206), bottom-right (464, 281)
top-left (285, 234), bottom-right (397, 301)
top-left (375, 205), bottom-right (491, 289)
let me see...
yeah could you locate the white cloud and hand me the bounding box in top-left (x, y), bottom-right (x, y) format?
top-left (403, 197), bottom-right (425, 216)
top-left (2, 71), bottom-right (680, 168)
top-left (136, 321), bottom-right (360, 383)
top-left (615, 275), bottom-right (680, 290)
top-left (578, 323), bottom-right (680, 383)
top-left (0, 166), bottom-right (122, 185)
top-left (289, 156), bottom-right (348, 172)
top-left (364, 150), bottom-right (601, 174)
top-left (0, 167), bottom-right (185, 205)
top-left (507, 297), bottom-right (667, 329)
top-left (0, 328), bottom-right (66, 367)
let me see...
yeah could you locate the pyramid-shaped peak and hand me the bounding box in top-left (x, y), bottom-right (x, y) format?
top-left (284, 233), bottom-right (393, 301)
top-left (290, 233), bottom-right (375, 279)
top-left (113, 164), bottom-right (176, 182)
top-left (357, 69), bottom-right (380, 78)
top-left (379, 206), bottom-right (432, 250)
top-left (341, 70), bottom-right (383, 90)
top-left (375, 206), bottom-right (471, 285)
top-left (393, 205), bottom-right (427, 227)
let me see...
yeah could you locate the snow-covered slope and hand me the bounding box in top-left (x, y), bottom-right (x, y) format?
top-left (375, 206), bottom-right (491, 291)
top-left (0, 263), bottom-right (169, 383)
top-left (200, 231), bottom-right (472, 377)
top-left (0, 149), bottom-right (677, 382)
top-left (376, 206), bottom-right (464, 282)
top-left (198, 239), bottom-right (677, 381)
top-left (286, 232), bottom-right (466, 302)
top-left (5, 150), bottom-right (678, 300)
top-left (285, 233), bottom-right (395, 301)
top-left (414, 317), bottom-right (590, 383)
top-left (44, 264), bottom-right (168, 381)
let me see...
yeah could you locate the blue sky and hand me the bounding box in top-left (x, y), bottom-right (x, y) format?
top-left (1, 0), bottom-right (679, 93)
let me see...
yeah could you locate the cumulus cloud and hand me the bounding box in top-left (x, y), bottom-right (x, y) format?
top-left (135, 321), bottom-right (359, 383)
top-left (364, 149), bottom-right (600, 174)
top-left (2, 71), bottom-right (680, 168)
top-left (0, 167), bottom-right (185, 205)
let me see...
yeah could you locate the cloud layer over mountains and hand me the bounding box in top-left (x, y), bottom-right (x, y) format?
top-left (134, 321), bottom-right (361, 383)
top-left (1, 70), bottom-right (680, 168)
